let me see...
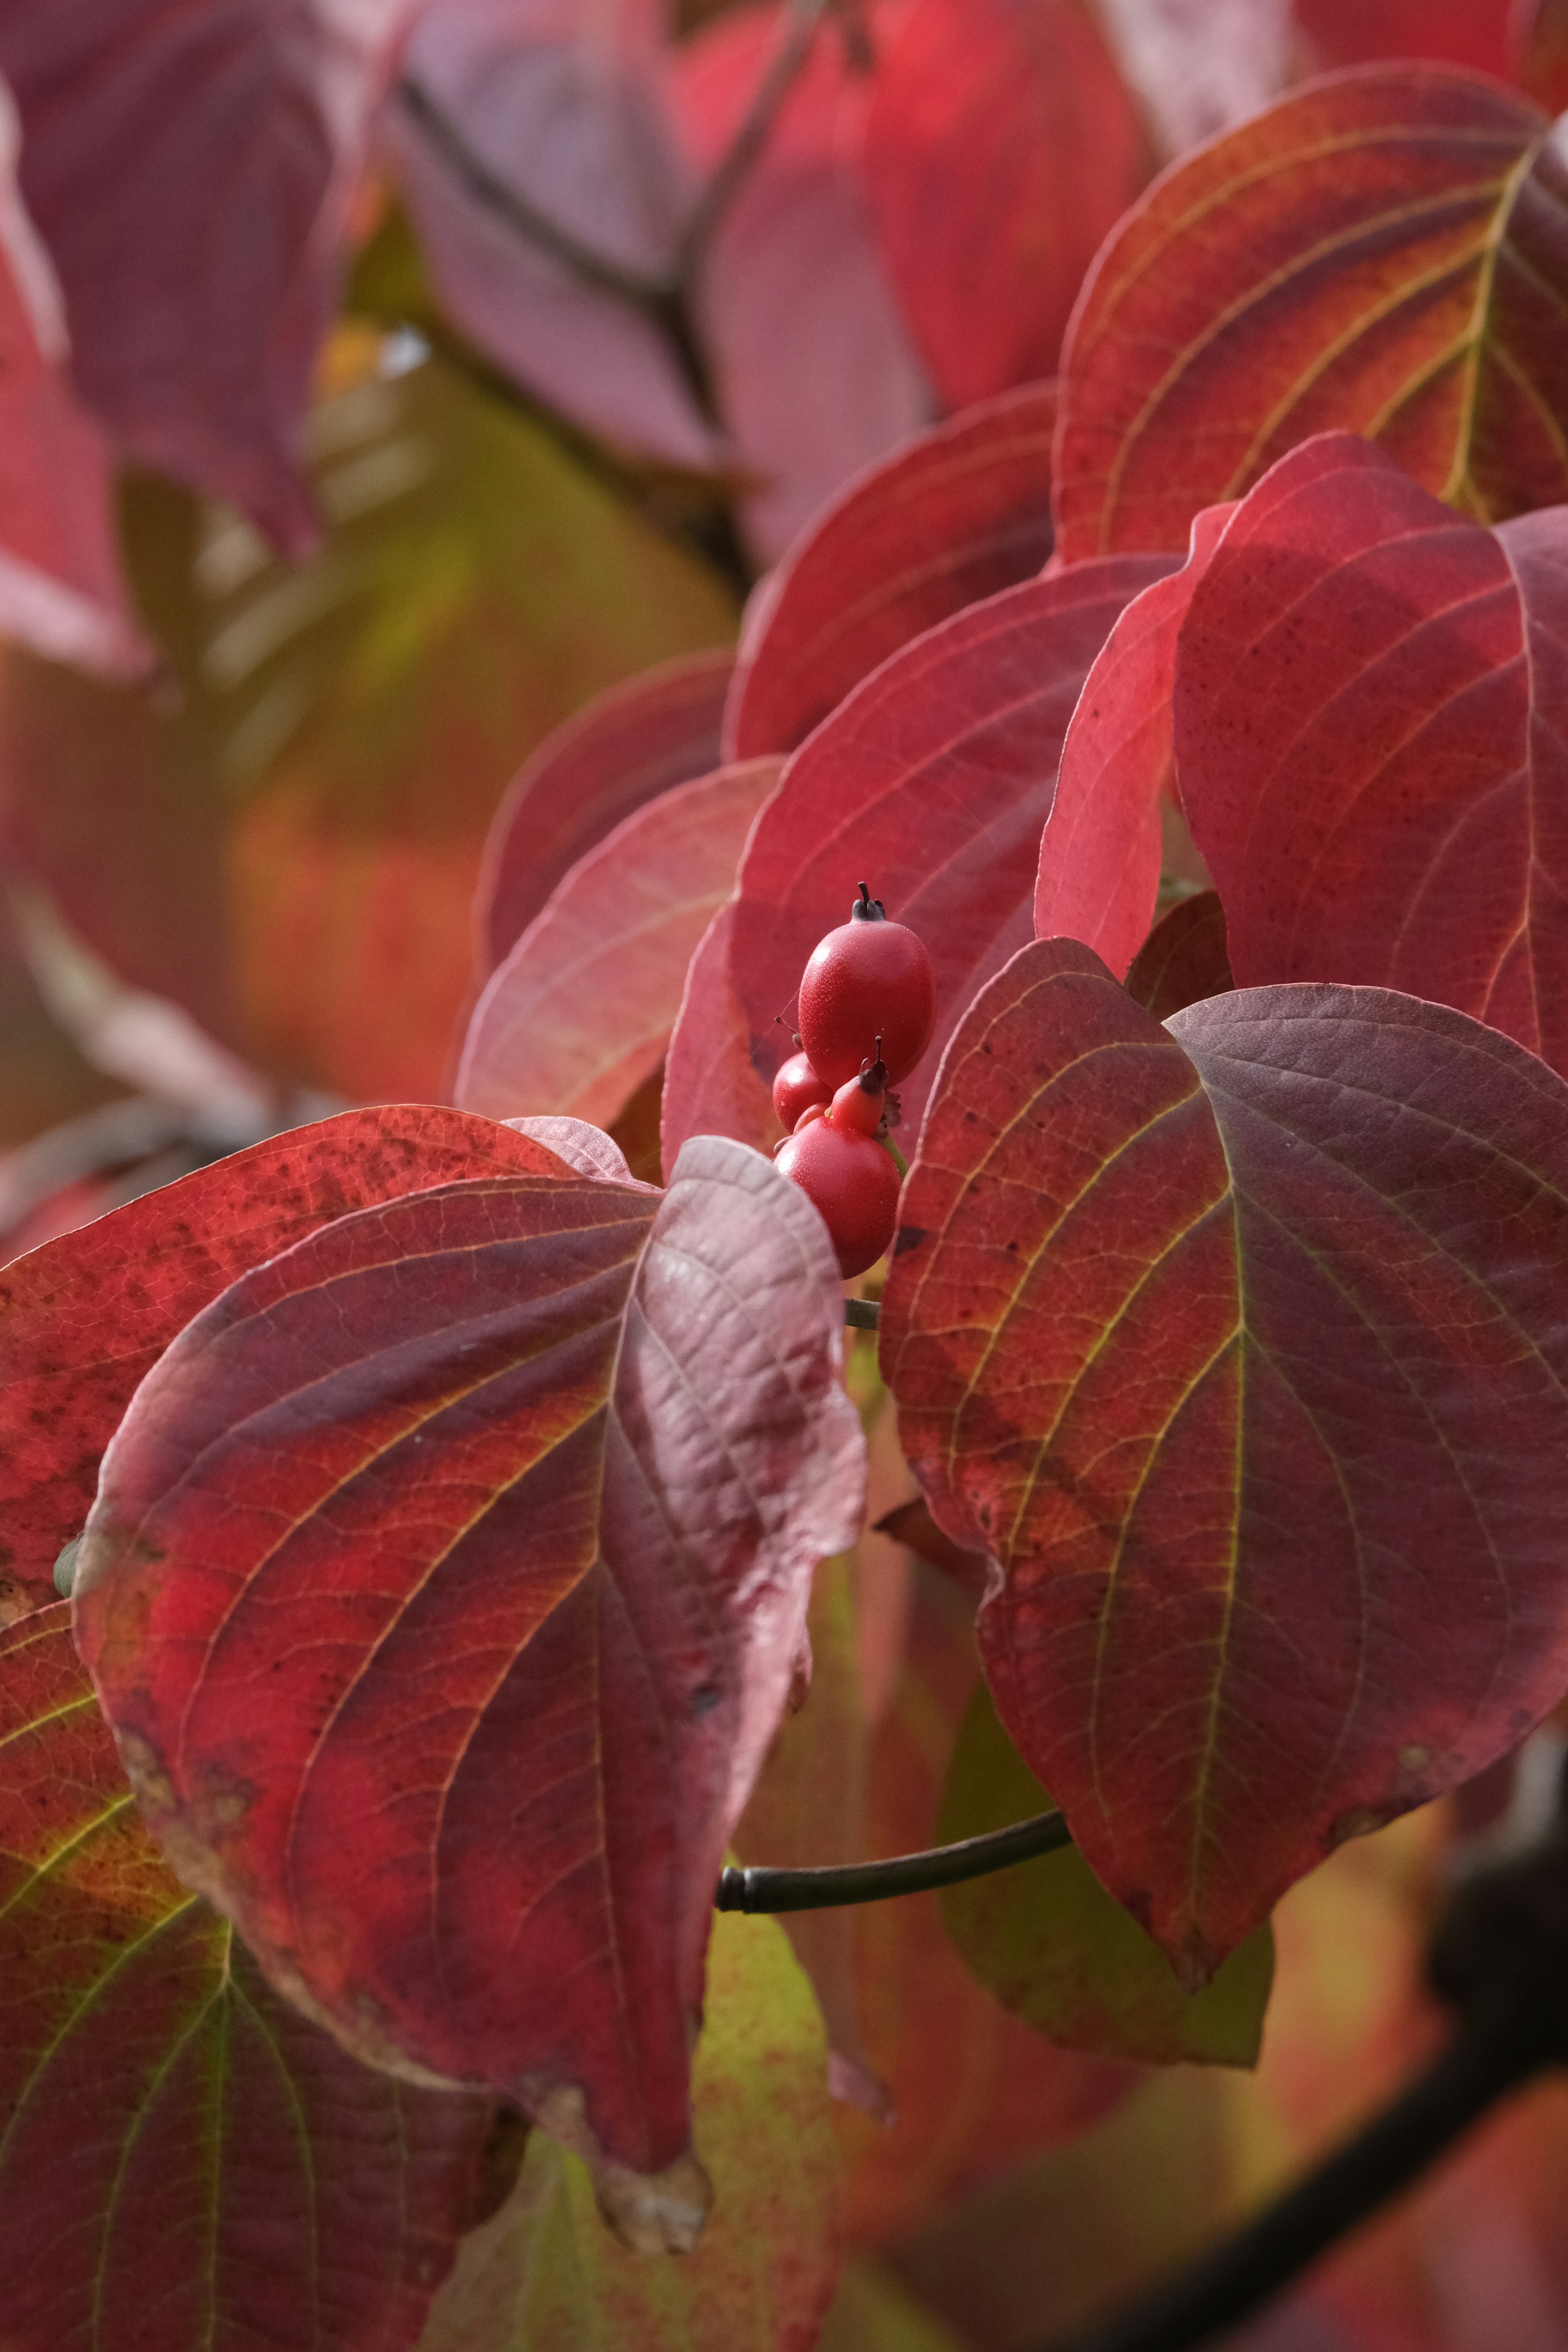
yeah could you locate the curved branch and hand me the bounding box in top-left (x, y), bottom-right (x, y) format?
top-left (675, 0), bottom-right (832, 280)
top-left (1035, 2000), bottom-right (1546, 2352)
top-left (715, 1806), bottom-right (1070, 1913)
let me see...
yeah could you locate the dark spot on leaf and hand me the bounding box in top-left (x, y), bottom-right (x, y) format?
top-left (893, 1227), bottom-right (927, 1256)
top-left (690, 1686), bottom-right (719, 1718)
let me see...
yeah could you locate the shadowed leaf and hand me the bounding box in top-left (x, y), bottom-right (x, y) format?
top-left (0, 1604), bottom-right (504, 2352)
top-left (74, 1138), bottom-right (864, 2242)
top-left (0, 0), bottom-right (411, 551)
top-left (1054, 66), bottom-right (1568, 563)
top-left (724, 383), bottom-right (1057, 762)
top-left (1123, 891), bottom-right (1233, 1023)
top-left (882, 939), bottom-right (1568, 1978)
top-left (660, 898), bottom-right (782, 1166)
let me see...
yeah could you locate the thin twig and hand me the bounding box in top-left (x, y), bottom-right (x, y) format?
top-left (845, 1297), bottom-right (880, 1330)
top-left (1035, 2001), bottom-right (1546, 2352)
top-left (395, 75), bottom-right (672, 310)
top-left (675, 0), bottom-right (832, 279)
top-left (715, 1807), bottom-right (1070, 1913)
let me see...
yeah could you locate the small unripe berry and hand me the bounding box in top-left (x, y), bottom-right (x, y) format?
top-left (827, 1043), bottom-right (887, 1138)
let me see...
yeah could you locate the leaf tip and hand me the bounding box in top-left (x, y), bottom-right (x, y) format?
top-left (530, 2084), bottom-right (713, 2254)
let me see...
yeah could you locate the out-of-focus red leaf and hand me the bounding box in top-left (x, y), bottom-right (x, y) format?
top-left (724, 383), bottom-right (1057, 761)
top-left (882, 939), bottom-right (1568, 1979)
top-left (1094, 0), bottom-right (1292, 158)
top-left (1054, 67), bottom-right (1568, 563)
top-left (1034, 503), bottom-right (1232, 976)
top-left (0, 1604), bottom-right (505, 2352)
top-left (74, 1137), bottom-right (864, 2246)
top-left (728, 556), bottom-right (1176, 1140)
top-left (0, 354), bottom-right (739, 1104)
top-left (1171, 434), bottom-right (1568, 1075)
top-left (418, 1907), bottom-right (839, 2352)
top-left (383, 0), bottom-right (719, 471)
top-left (862, 0), bottom-right (1146, 412)
top-left (0, 1104), bottom-right (564, 1614)
top-left (0, 1), bottom-right (411, 554)
top-left (660, 898), bottom-right (783, 1165)
top-left (670, 2), bottom-right (931, 563)
top-left (477, 646), bottom-right (733, 977)
top-left (938, 1683), bottom-right (1275, 2067)
top-left (1517, 0), bottom-right (1568, 116)
top-left (840, 1561), bottom-right (1134, 2248)
top-left (456, 757), bottom-right (779, 1127)
top-left (1294, 0), bottom-right (1513, 78)
top-left (0, 106), bottom-right (146, 678)
top-left (1123, 890), bottom-right (1233, 1022)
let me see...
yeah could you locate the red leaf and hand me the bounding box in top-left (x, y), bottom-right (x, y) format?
top-left (1123, 890), bottom-right (1233, 1023)
top-left (728, 556), bottom-right (1176, 1139)
top-left (1171, 433), bottom-right (1568, 1075)
top-left (0, 2), bottom-right (410, 554)
top-left (477, 647), bottom-right (734, 977)
top-left (1054, 67), bottom-right (1568, 563)
top-left (724, 382), bottom-right (1057, 761)
top-left (0, 1104), bottom-right (564, 1613)
top-left (659, 898), bottom-right (782, 1166)
top-left (1518, 0), bottom-right (1568, 117)
top-left (1034, 501), bottom-right (1232, 976)
top-left (74, 1138), bottom-right (864, 2245)
top-left (862, 0), bottom-right (1147, 411)
top-left (0, 109), bottom-right (146, 678)
top-left (0, 1604), bottom-right (504, 2352)
top-left (457, 757), bottom-right (780, 1127)
top-left (882, 940), bottom-right (1568, 1978)
top-left (670, 2), bottom-right (931, 562)
top-left (384, 0), bottom-right (719, 470)
top-left (1295, 0), bottom-right (1514, 78)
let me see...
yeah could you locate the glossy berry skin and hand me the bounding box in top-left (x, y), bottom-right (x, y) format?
top-left (797, 890), bottom-right (935, 1088)
top-left (775, 1118), bottom-right (900, 1278)
top-left (772, 1049), bottom-right (829, 1133)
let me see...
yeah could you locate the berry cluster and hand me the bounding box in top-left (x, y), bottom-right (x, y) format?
top-left (771, 883), bottom-right (936, 1277)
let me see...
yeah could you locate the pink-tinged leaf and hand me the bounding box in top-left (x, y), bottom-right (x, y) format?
top-left (383, 0), bottom-right (718, 471)
top-left (1295, 0), bottom-right (1515, 78)
top-left (0, 2), bottom-right (412, 555)
top-left (418, 1906), bottom-right (838, 2352)
top-left (729, 556), bottom-right (1176, 1140)
top-left (660, 898), bottom-right (782, 1167)
top-left (1170, 433), bottom-right (1568, 1075)
top-left (74, 1136), bottom-right (864, 2245)
top-left (477, 647), bottom-right (734, 977)
top-left (0, 1605), bottom-right (506, 2352)
top-left (724, 382), bottom-right (1058, 761)
top-left (457, 757), bottom-right (780, 1128)
top-left (861, 0), bottom-right (1147, 413)
top-left (1123, 890), bottom-right (1233, 1023)
top-left (505, 1112), bottom-right (657, 1188)
top-left (0, 102), bottom-right (147, 678)
top-left (882, 939), bottom-right (1568, 1978)
top-left (670, 3), bottom-right (931, 564)
top-left (1034, 503), bottom-right (1232, 976)
top-left (1518, 0), bottom-right (1568, 117)
top-left (1054, 67), bottom-right (1568, 563)
top-left (1094, 0), bottom-right (1293, 158)
top-left (0, 1104), bottom-right (564, 1613)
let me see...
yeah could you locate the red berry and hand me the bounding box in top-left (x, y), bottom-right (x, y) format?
top-left (772, 1048), bottom-right (829, 1132)
top-left (797, 882), bottom-right (935, 1088)
top-left (775, 1118), bottom-right (900, 1278)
